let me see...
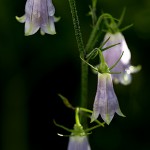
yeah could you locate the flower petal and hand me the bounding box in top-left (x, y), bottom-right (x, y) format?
top-left (103, 32), bottom-right (132, 85)
top-left (91, 73), bottom-right (125, 124)
top-left (99, 73), bottom-right (117, 124)
top-left (16, 15), bottom-right (26, 23)
top-left (25, 19), bottom-right (40, 36)
top-left (105, 73), bottom-right (125, 124)
top-left (47, 0), bottom-right (55, 16)
top-left (68, 136), bottom-right (91, 150)
top-left (41, 16), bottom-right (56, 35)
top-left (24, 0), bottom-right (41, 35)
top-left (40, 0), bottom-right (56, 34)
top-left (91, 73), bottom-right (106, 122)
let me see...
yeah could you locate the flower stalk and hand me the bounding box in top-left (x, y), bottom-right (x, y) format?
top-left (68, 0), bottom-right (88, 124)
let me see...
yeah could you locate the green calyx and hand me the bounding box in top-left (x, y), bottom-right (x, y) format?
top-left (103, 8), bottom-right (133, 34)
top-left (54, 106), bottom-right (104, 137)
top-left (98, 50), bottom-right (109, 73)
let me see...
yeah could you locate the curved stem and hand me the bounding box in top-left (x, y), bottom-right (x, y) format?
top-left (75, 107), bottom-right (81, 126)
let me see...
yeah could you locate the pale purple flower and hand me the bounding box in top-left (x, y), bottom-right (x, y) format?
top-left (16, 0), bottom-right (56, 36)
top-left (68, 135), bottom-right (91, 150)
top-left (103, 32), bottom-right (135, 85)
top-left (91, 73), bottom-right (125, 125)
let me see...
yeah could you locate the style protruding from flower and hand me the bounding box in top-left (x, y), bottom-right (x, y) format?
top-left (16, 0), bottom-right (58, 36)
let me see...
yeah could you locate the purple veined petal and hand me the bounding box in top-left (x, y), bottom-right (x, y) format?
top-left (91, 73), bottom-right (125, 124)
top-left (91, 73), bottom-right (106, 122)
top-left (40, 0), bottom-right (56, 35)
top-left (97, 73), bottom-right (116, 124)
top-left (40, 0), bottom-right (51, 32)
top-left (25, 18), bottom-right (40, 36)
top-left (41, 16), bottom-right (56, 35)
top-left (103, 32), bottom-right (131, 67)
top-left (67, 136), bottom-right (91, 150)
top-left (103, 73), bottom-right (125, 124)
top-left (103, 32), bottom-right (132, 85)
top-left (25, 0), bottom-right (41, 35)
top-left (25, 0), bottom-right (34, 17)
top-left (103, 33), bottom-right (122, 71)
top-left (47, 0), bottom-right (55, 16)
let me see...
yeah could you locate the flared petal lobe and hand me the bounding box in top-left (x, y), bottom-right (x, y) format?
top-left (91, 73), bottom-right (124, 124)
top-left (103, 32), bottom-right (132, 85)
top-left (24, 0), bottom-right (40, 35)
top-left (68, 135), bottom-right (91, 150)
top-left (40, 0), bottom-right (56, 35)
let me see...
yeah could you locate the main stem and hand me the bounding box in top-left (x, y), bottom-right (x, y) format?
top-left (68, 0), bottom-right (88, 122)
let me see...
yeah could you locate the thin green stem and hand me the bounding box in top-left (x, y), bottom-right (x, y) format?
top-left (68, 0), bottom-right (88, 126)
top-left (85, 13), bottom-right (112, 53)
top-left (53, 120), bottom-right (73, 133)
top-left (90, 0), bottom-right (97, 26)
top-left (80, 62), bottom-right (88, 108)
top-left (80, 107), bottom-right (93, 113)
top-left (75, 108), bottom-right (81, 126)
top-left (68, 0), bottom-right (85, 57)
top-left (85, 124), bottom-right (103, 133)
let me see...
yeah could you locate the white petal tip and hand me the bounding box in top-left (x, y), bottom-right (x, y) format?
top-left (54, 16), bottom-right (61, 22)
top-left (16, 15), bottom-right (26, 23)
top-left (101, 114), bottom-right (114, 125)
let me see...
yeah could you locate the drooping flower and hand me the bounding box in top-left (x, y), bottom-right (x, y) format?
top-left (54, 106), bottom-right (104, 150)
top-left (54, 116), bottom-right (91, 150)
top-left (67, 111), bottom-right (91, 150)
top-left (102, 32), bottom-right (140, 85)
top-left (68, 133), bottom-right (91, 150)
top-left (91, 72), bottom-right (125, 125)
top-left (81, 49), bottom-right (125, 124)
top-left (16, 0), bottom-right (57, 36)
top-left (54, 120), bottom-right (91, 150)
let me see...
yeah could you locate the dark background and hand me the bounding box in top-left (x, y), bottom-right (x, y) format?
top-left (0, 0), bottom-right (149, 150)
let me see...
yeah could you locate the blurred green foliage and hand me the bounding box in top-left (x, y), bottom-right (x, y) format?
top-left (0, 0), bottom-right (149, 150)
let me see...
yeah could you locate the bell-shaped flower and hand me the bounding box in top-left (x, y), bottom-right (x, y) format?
top-left (54, 117), bottom-right (91, 150)
top-left (54, 106), bottom-right (104, 150)
top-left (54, 121), bottom-right (91, 150)
top-left (16, 0), bottom-right (57, 36)
top-left (67, 121), bottom-right (92, 150)
top-left (102, 32), bottom-right (140, 85)
top-left (91, 72), bottom-right (125, 125)
top-left (81, 49), bottom-right (125, 124)
top-left (68, 133), bottom-right (91, 150)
